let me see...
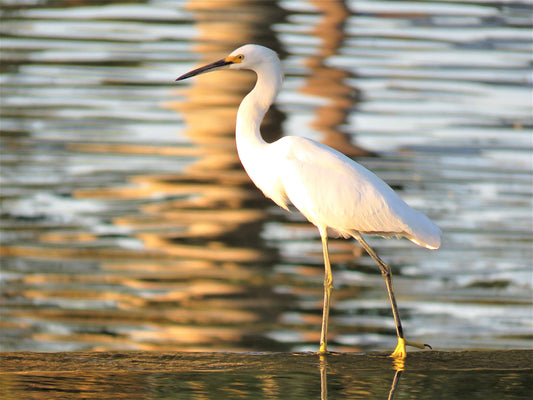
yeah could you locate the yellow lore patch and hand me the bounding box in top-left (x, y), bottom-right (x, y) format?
top-left (226, 54), bottom-right (244, 63)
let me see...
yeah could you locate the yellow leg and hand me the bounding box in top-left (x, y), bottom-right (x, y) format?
top-left (354, 234), bottom-right (431, 358)
top-left (318, 230), bottom-right (333, 354)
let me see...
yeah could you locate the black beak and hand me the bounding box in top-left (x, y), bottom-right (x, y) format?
top-left (176, 58), bottom-right (232, 81)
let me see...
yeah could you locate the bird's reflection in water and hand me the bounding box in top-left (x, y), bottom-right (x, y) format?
top-left (318, 354), bottom-right (405, 400)
top-left (319, 354), bottom-right (328, 400)
top-left (388, 357), bottom-right (405, 400)
top-left (388, 369), bottom-right (403, 400)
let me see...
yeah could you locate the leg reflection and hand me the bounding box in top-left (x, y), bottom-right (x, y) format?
top-left (317, 353), bottom-right (405, 400)
top-left (388, 369), bottom-right (403, 400)
top-left (319, 353), bottom-right (328, 400)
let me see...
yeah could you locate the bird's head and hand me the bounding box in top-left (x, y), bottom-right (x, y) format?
top-left (176, 44), bottom-right (280, 81)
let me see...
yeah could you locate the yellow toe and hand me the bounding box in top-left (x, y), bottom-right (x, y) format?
top-left (405, 339), bottom-right (430, 350)
top-left (390, 338), bottom-right (431, 358)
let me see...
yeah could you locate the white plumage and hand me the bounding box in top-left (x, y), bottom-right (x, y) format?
top-left (177, 44), bottom-right (441, 358)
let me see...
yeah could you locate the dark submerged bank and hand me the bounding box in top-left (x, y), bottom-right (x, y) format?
top-left (1, 350), bottom-right (532, 399)
top-left (1, 350), bottom-right (531, 373)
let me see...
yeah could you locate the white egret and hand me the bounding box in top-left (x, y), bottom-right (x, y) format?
top-left (176, 44), bottom-right (441, 358)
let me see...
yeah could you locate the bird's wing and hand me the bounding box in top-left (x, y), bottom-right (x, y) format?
top-left (273, 136), bottom-right (440, 248)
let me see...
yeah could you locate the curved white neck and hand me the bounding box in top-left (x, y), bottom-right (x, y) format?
top-left (235, 60), bottom-right (283, 159)
top-left (233, 53), bottom-right (291, 210)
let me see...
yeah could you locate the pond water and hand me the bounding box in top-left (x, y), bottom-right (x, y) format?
top-left (1, 351), bottom-right (532, 400)
top-left (1, 0), bottom-right (532, 354)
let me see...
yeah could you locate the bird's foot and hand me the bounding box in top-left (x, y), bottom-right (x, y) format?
top-left (318, 343), bottom-right (328, 355)
top-left (390, 337), bottom-right (432, 359)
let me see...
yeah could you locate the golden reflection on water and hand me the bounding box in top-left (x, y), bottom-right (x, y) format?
top-left (301, 0), bottom-right (373, 157)
top-left (2, 0), bottom-right (294, 351)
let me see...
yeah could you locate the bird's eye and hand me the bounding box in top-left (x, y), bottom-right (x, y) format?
top-left (235, 54), bottom-right (244, 62)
